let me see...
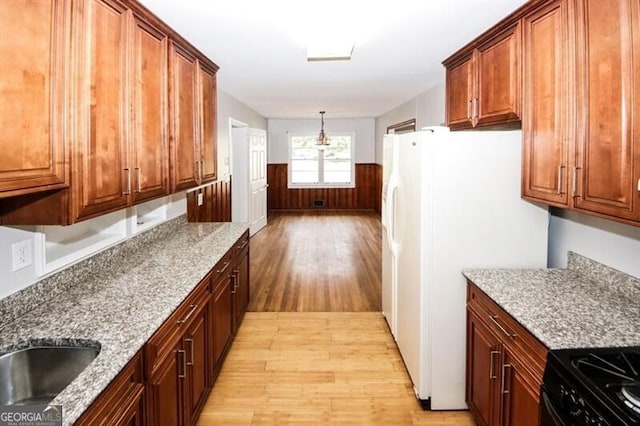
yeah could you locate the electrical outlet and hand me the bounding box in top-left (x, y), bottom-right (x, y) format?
top-left (12, 239), bottom-right (32, 271)
top-left (197, 192), bottom-right (204, 206)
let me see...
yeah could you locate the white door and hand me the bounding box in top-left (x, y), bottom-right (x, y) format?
top-left (249, 128), bottom-right (267, 235)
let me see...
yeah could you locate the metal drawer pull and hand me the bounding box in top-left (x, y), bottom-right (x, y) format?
top-left (177, 304), bottom-right (198, 325)
top-left (501, 364), bottom-right (512, 394)
top-left (572, 167), bottom-right (581, 197)
top-left (185, 338), bottom-right (194, 366)
top-left (217, 261), bottom-right (230, 274)
top-left (489, 350), bottom-right (500, 379)
top-left (489, 315), bottom-right (515, 338)
top-left (177, 350), bottom-right (186, 379)
top-left (231, 273), bottom-right (238, 294)
top-left (468, 99), bottom-right (473, 120)
top-left (237, 240), bottom-right (248, 250)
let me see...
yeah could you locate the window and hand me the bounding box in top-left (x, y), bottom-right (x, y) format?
top-left (289, 134), bottom-right (354, 188)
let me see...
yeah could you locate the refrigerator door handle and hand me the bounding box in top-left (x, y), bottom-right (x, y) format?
top-left (386, 179), bottom-right (399, 254)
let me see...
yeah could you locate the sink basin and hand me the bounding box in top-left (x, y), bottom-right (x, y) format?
top-left (0, 345), bottom-right (100, 405)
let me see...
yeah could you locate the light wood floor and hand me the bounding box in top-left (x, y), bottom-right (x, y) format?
top-left (197, 312), bottom-right (475, 425)
top-left (199, 212), bottom-right (474, 425)
top-left (248, 211), bottom-right (383, 312)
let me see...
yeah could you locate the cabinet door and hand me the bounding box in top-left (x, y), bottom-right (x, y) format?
top-left (0, 0), bottom-right (68, 196)
top-left (199, 63), bottom-right (217, 184)
top-left (466, 309), bottom-right (501, 426)
top-left (211, 276), bottom-right (233, 380)
top-left (475, 23), bottom-right (521, 127)
top-left (232, 249), bottom-right (250, 331)
top-left (522, 0), bottom-right (570, 206)
top-left (500, 349), bottom-right (540, 426)
top-left (573, 0), bottom-right (640, 221)
top-left (446, 56), bottom-right (475, 130)
top-left (73, 0), bottom-right (130, 221)
top-left (130, 13), bottom-right (169, 204)
top-left (170, 42), bottom-right (199, 191)
top-left (147, 342), bottom-right (184, 426)
top-left (184, 307), bottom-right (209, 425)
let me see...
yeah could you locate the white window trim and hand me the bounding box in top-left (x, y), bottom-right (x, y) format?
top-left (287, 132), bottom-right (356, 189)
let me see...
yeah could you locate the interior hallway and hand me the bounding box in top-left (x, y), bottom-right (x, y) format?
top-left (198, 212), bottom-right (475, 425)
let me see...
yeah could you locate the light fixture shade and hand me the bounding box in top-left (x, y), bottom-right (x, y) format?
top-left (316, 111), bottom-right (331, 147)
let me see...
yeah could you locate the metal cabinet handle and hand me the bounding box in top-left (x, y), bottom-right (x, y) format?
top-left (123, 168), bottom-right (131, 195)
top-left (185, 338), bottom-right (194, 366)
top-left (195, 161), bottom-right (201, 182)
top-left (177, 349), bottom-right (186, 379)
top-left (489, 315), bottom-right (515, 338)
top-left (501, 364), bottom-right (512, 394)
top-left (468, 99), bottom-right (473, 120)
top-left (230, 273), bottom-right (238, 294)
top-left (177, 304), bottom-right (198, 325)
top-left (473, 98), bottom-right (479, 119)
top-left (135, 167), bottom-right (142, 193)
top-left (572, 167), bottom-right (581, 197)
top-left (557, 165), bottom-right (565, 195)
top-left (237, 240), bottom-right (248, 250)
top-left (201, 160), bottom-right (205, 178)
top-left (489, 350), bottom-right (500, 379)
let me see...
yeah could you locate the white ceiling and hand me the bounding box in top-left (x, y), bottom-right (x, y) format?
top-left (140, 0), bottom-right (528, 119)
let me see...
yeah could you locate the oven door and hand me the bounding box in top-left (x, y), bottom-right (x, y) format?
top-left (541, 388), bottom-right (565, 426)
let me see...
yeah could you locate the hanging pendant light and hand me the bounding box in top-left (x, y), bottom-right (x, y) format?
top-left (316, 111), bottom-right (331, 147)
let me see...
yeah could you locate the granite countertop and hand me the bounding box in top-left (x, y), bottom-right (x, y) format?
top-left (463, 252), bottom-right (640, 350)
top-left (0, 216), bottom-right (248, 425)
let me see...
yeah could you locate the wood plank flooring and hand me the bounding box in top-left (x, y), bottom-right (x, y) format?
top-left (248, 211), bottom-right (382, 312)
top-left (197, 312), bottom-right (475, 425)
top-left (199, 212), bottom-right (474, 425)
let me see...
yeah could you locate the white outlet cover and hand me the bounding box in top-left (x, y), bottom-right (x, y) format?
top-left (197, 193), bottom-right (204, 206)
top-left (12, 239), bottom-right (33, 271)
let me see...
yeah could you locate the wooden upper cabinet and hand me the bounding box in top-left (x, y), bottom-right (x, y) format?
top-left (72, 0), bottom-right (130, 222)
top-left (475, 24), bottom-right (520, 127)
top-left (130, 12), bottom-right (170, 204)
top-left (572, 0), bottom-right (640, 221)
top-left (521, 0), bottom-right (570, 207)
top-left (446, 56), bottom-right (475, 130)
top-left (199, 63), bottom-right (218, 184)
top-left (0, 0), bottom-right (69, 197)
top-left (444, 22), bottom-right (521, 130)
top-left (169, 42), bottom-right (199, 192)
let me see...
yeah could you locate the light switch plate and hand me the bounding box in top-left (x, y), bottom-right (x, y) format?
top-left (197, 193), bottom-right (204, 206)
top-left (12, 239), bottom-right (32, 271)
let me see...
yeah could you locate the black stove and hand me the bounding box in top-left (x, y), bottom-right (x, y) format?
top-left (542, 346), bottom-right (640, 425)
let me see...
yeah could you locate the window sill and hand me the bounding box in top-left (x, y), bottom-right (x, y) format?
top-left (287, 183), bottom-right (356, 190)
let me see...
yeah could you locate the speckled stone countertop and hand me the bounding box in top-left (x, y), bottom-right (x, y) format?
top-left (463, 252), bottom-right (640, 350)
top-left (0, 216), bottom-right (247, 425)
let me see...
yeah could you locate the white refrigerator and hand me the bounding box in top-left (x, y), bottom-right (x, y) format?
top-left (381, 127), bottom-right (548, 410)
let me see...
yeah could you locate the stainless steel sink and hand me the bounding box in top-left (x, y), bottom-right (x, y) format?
top-left (0, 345), bottom-right (100, 405)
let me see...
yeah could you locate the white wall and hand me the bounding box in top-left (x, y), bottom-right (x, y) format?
top-left (217, 89), bottom-right (268, 176)
top-left (374, 82), bottom-right (446, 163)
top-left (268, 118), bottom-right (376, 164)
top-left (548, 209), bottom-right (640, 278)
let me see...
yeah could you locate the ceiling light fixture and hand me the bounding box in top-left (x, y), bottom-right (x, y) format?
top-left (307, 40), bottom-right (354, 61)
top-left (316, 111), bottom-right (330, 147)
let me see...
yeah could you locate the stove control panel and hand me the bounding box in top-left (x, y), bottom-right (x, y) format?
top-left (560, 385), bottom-right (608, 425)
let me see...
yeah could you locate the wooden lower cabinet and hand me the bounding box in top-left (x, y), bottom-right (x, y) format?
top-left (147, 340), bottom-right (183, 426)
top-left (77, 350), bottom-right (145, 426)
top-left (467, 309), bottom-right (501, 426)
top-left (466, 281), bottom-right (546, 426)
top-left (210, 273), bottom-right (233, 381)
top-left (80, 234), bottom-right (249, 425)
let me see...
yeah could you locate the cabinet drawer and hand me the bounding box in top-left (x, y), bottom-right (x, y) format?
top-left (145, 282), bottom-right (210, 378)
top-left (467, 280), bottom-right (547, 380)
top-left (76, 350), bottom-right (145, 425)
top-left (233, 231), bottom-right (250, 259)
top-left (208, 250), bottom-right (234, 288)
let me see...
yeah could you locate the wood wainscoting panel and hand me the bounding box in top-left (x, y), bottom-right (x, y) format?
top-left (187, 177), bottom-right (231, 222)
top-left (267, 163), bottom-right (381, 212)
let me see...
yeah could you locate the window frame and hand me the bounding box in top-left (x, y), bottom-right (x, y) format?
top-left (287, 132), bottom-right (356, 189)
